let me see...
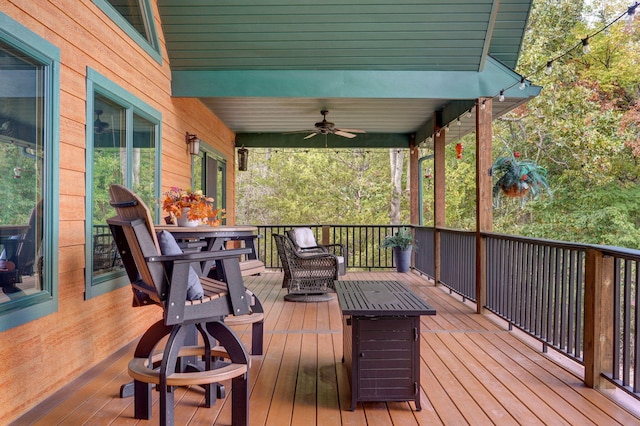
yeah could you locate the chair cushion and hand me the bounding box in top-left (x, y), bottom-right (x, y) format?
top-left (157, 230), bottom-right (204, 300)
top-left (291, 228), bottom-right (318, 250)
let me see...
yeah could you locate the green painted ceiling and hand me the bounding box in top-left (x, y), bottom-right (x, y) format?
top-left (157, 0), bottom-right (540, 148)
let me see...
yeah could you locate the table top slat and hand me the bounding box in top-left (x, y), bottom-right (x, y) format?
top-left (335, 280), bottom-right (436, 316)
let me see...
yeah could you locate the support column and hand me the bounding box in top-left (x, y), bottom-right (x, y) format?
top-left (433, 118), bottom-right (446, 286)
top-left (476, 97), bottom-right (493, 314)
top-left (409, 135), bottom-right (419, 225)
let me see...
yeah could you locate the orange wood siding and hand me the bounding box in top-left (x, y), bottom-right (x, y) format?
top-left (0, 1), bottom-right (237, 423)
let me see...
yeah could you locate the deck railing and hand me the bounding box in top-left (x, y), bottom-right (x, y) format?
top-left (254, 224), bottom-right (406, 270)
top-left (245, 223), bottom-right (639, 399)
top-left (410, 226), bottom-right (640, 400)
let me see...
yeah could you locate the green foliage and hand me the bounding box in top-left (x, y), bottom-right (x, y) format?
top-left (0, 143), bottom-right (39, 224)
top-left (236, 148), bottom-right (406, 225)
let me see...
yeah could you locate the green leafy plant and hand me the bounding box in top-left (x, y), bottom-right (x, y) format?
top-left (381, 227), bottom-right (414, 250)
top-left (491, 152), bottom-right (552, 207)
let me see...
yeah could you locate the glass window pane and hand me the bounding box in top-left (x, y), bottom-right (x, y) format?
top-left (131, 113), bottom-right (156, 218)
top-left (92, 95), bottom-right (125, 276)
top-left (0, 40), bottom-right (45, 297)
top-left (106, 0), bottom-right (151, 43)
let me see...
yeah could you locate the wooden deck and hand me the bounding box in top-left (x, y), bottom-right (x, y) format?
top-left (12, 271), bottom-right (640, 425)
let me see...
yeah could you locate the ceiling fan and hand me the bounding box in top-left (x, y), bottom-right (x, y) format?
top-left (94, 110), bottom-right (110, 134)
top-left (288, 110), bottom-right (366, 140)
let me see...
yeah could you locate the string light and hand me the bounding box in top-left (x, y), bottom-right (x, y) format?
top-left (492, 2), bottom-right (637, 104)
top-left (582, 37), bottom-right (591, 54)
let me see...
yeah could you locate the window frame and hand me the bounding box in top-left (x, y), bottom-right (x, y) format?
top-left (92, 0), bottom-right (162, 64)
top-left (85, 67), bottom-right (161, 300)
top-left (0, 12), bottom-right (60, 332)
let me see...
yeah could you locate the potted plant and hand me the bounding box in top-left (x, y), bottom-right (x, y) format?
top-left (491, 152), bottom-right (552, 207)
top-left (161, 187), bottom-right (224, 226)
top-left (381, 227), bottom-right (415, 273)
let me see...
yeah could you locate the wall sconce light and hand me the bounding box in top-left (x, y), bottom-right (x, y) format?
top-left (238, 145), bottom-right (249, 171)
top-left (186, 132), bottom-right (200, 156)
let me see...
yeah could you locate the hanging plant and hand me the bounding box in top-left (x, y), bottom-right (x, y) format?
top-left (491, 151), bottom-right (552, 207)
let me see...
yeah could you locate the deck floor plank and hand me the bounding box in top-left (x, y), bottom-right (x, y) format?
top-left (11, 271), bottom-right (640, 426)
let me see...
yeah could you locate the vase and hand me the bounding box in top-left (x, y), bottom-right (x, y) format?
top-left (176, 208), bottom-right (200, 227)
top-left (393, 246), bottom-right (412, 273)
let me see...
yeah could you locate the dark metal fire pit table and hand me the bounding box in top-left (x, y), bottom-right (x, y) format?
top-left (334, 280), bottom-right (436, 411)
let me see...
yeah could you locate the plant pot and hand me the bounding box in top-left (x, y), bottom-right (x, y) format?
top-left (393, 246), bottom-right (412, 273)
top-left (501, 184), bottom-right (529, 198)
top-left (176, 208), bottom-right (200, 227)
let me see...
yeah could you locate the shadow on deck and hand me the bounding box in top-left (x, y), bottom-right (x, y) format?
top-left (12, 271), bottom-right (640, 425)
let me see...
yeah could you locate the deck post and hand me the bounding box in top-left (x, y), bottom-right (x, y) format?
top-left (409, 134), bottom-right (419, 226)
top-left (584, 248), bottom-right (615, 388)
top-left (321, 225), bottom-right (330, 246)
top-left (433, 113), bottom-right (446, 286)
top-left (475, 98), bottom-right (492, 314)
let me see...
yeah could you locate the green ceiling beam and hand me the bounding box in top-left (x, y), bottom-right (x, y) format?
top-left (235, 132), bottom-right (412, 148)
top-left (173, 57), bottom-right (528, 100)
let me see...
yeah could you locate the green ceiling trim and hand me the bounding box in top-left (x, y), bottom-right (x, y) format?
top-left (479, 0), bottom-right (501, 71)
top-left (172, 56), bottom-right (527, 100)
top-left (235, 132), bottom-right (411, 149)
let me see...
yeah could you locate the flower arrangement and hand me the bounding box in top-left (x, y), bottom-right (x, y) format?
top-left (161, 187), bottom-right (224, 226)
top-left (491, 151), bottom-right (552, 207)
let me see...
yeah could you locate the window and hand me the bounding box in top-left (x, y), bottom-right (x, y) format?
top-left (92, 0), bottom-right (161, 63)
top-left (85, 68), bottom-right (161, 299)
top-left (193, 147), bottom-right (226, 224)
top-left (0, 12), bottom-right (60, 331)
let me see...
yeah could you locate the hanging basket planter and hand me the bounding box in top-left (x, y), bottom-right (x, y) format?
top-left (491, 151), bottom-right (552, 208)
top-left (501, 184), bottom-right (529, 198)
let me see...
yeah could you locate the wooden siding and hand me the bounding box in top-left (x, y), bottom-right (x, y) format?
top-left (0, 1), bottom-right (236, 424)
top-left (11, 271), bottom-right (640, 425)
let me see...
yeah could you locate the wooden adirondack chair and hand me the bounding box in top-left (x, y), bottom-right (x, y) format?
top-left (107, 184), bottom-right (252, 426)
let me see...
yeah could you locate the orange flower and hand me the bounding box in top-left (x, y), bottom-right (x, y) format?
top-left (161, 187), bottom-right (224, 226)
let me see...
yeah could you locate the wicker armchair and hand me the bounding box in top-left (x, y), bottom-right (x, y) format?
top-left (286, 227), bottom-right (346, 275)
top-left (272, 233), bottom-right (339, 302)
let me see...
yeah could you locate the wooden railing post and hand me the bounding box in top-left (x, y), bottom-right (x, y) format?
top-left (584, 248), bottom-right (614, 388)
top-left (321, 225), bottom-right (330, 246)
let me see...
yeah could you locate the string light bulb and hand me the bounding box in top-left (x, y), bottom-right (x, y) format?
top-left (545, 61), bottom-right (553, 75)
top-left (456, 117), bottom-right (462, 126)
top-left (481, 100), bottom-right (486, 110)
top-left (582, 37), bottom-right (591, 54)
top-left (628, 3), bottom-right (637, 22)
top-left (499, 90), bottom-right (505, 102)
top-left (519, 77), bottom-right (526, 90)
top-left (466, 109), bottom-right (472, 118)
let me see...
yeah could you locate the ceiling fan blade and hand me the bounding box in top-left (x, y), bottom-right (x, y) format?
top-left (283, 129), bottom-right (315, 135)
top-left (336, 128), bottom-right (366, 133)
top-left (304, 132), bottom-right (318, 139)
top-left (334, 130), bottom-right (357, 139)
